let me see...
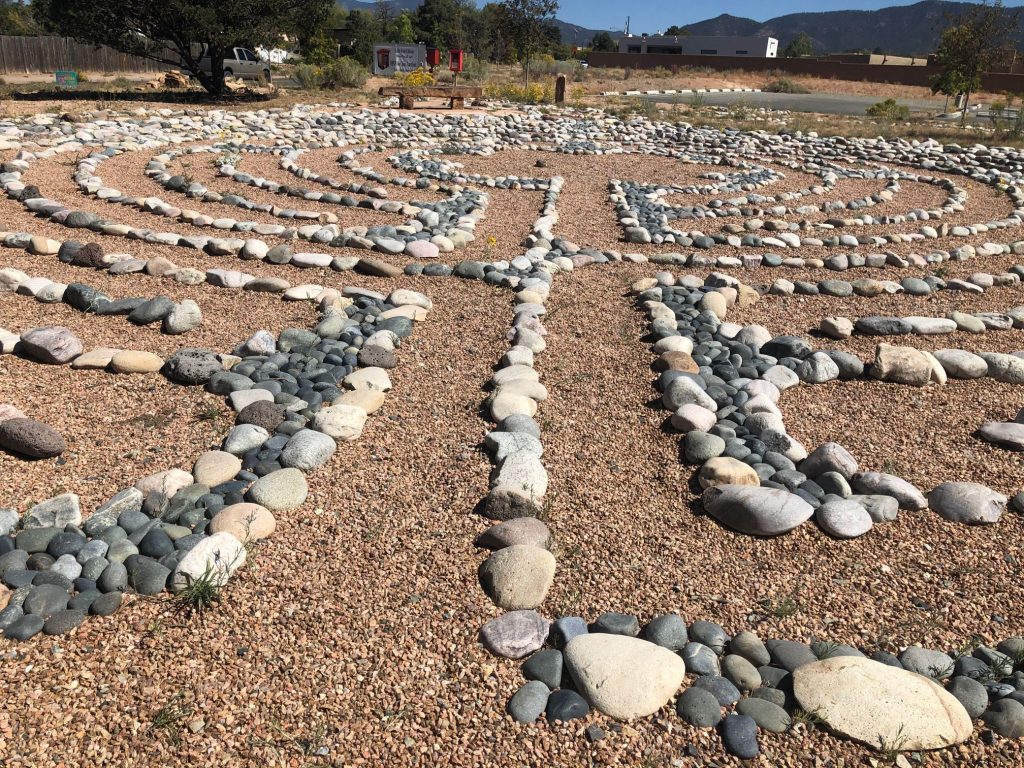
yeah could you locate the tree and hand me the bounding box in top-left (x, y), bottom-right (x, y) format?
top-left (415, 0), bottom-right (460, 50)
top-left (590, 31), bottom-right (615, 52)
top-left (932, 0), bottom-right (1020, 125)
top-left (782, 32), bottom-right (813, 58)
top-left (33, 0), bottom-right (332, 94)
top-left (342, 9), bottom-right (378, 66)
top-left (664, 25), bottom-right (687, 36)
top-left (0, 0), bottom-right (37, 35)
top-left (501, 0), bottom-right (558, 86)
top-left (375, 0), bottom-right (395, 40)
top-left (389, 11), bottom-right (415, 44)
top-left (302, 4), bottom-right (346, 64)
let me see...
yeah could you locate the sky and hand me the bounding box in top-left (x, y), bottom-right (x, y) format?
top-left (554, 0), bottom-right (1024, 34)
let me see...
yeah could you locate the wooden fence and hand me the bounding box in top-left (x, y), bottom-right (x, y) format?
top-left (0, 36), bottom-right (169, 75)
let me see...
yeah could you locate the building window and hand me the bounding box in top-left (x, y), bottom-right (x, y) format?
top-left (648, 46), bottom-right (682, 54)
top-left (735, 50), bottom-right (748, 55)
top-left (700, 49), bottom-right (718, 55)
top-left (628, 46), bottom-right (641, 53)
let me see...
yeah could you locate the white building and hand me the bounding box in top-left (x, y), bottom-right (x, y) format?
top-left (619, 35), bottom-right (778, 58)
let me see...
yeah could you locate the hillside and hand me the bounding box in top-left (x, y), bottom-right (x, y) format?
top-left (679, 1), bottom-right (1015, 57)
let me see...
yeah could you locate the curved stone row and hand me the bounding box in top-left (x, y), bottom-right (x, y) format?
top-left (614, 168), bottom-right (961, 228)
top-left (820, 307), bottom-right (1024, 339)
top-left (631, 271), bottom-right (1024, 534)
top-left (0, 286), bottom-right (433, 641)
top-left (488, 610), bottom-right (1024, 757)
top-left (56, 148), bottom-right (485, 259)
top-left (613, 166), bottom-right (1004, 248)
top-left (0, 261), bottom-right (203, 337)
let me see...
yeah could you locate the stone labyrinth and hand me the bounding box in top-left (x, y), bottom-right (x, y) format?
top-left (3, 104), bottom-right (1024, 761)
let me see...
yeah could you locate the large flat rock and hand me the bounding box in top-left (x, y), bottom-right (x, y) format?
top-left (564, 634), bottom-right (686, 719)
top-left (793, 656), bottom-right (972, 750)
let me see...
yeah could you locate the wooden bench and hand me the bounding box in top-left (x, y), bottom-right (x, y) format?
top-left (378, 86), bottom-right (483, 110)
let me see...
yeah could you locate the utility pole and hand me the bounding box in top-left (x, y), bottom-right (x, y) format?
top-left (625, 16), bottom-right (630, 36)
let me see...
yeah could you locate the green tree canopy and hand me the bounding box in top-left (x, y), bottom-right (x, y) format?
top-left (932, 0), bottom-right (1020, 124)
top-left (782, 32), bottom-right (813, 58)
top-left (0, 0), bottom-right (38, 35)
top-left (389, 11), bottom-right (415, 44)
top-left (33, 0), bottom-right (332, 93)
top-left (501, 0), bottom-right (558, 85)
top-left (664, 25), bottom-right (687, 36)
top-left (590, 31), bottom-right (615, 52)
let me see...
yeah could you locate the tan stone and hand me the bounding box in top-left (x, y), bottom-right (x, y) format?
top-left (793, 656), bottom-right (973, 750)
top-left (29, 236), bottom-right (61, 255)
top-left (0, 583), bottom-right (11, 611)
top-left (490, 392), bottom-right (538, 422)
top-left (870, 344), bottom-right (932, 386)
top-left (336, 388), bottom-right (386, 413)
top-left (110, 350), bottom-right (164, 373)
top-left (736, 284), bottom-right (760, 307)
top-left (379, 305), bottom-right (428, 321)
top-left (478, 544), bottom-right (555, 610)
top-left (71, 347), bottom-right (120, 370)
top-left (697, 457), bottom-right (761, 489)
top-left (565, 634), bottom-right (687, 719)
top-left (135, 468), bottom-right (194, 499)
top-left (209, 503), bottom-right (276, 543)
top-left (192, 450), bottom-right (242, 487)
top-left (313, 404), bottom-right (367, 441)
top-left (656, 350), bottom-right (699, 373)
top-left (699, 291), bottom-right (728, 320)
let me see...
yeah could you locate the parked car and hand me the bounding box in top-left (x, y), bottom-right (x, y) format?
top-left (198, 46), bottom-right (272, 83)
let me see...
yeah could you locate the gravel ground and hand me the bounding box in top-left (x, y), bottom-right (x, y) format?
top-left (4, 130), bottom-right (1024, 767)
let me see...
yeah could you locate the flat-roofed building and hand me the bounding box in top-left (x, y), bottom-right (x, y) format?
top-left (619, 35), bottom-right (778, 58)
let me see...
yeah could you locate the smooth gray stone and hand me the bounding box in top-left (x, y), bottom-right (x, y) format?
top-left (947, 675), bottom-right (989, 719)
top-left (642, 614), bottom-right (688, 651)
top-left (675, 686), bottom-right (722, 727)
top-left (737, 697), bottom-right (792, 732)
top-left (522, 649), bottom-right (563, 689)
top-left (683, 641), bottom-right (721, 676)
top-left (766, 639), bottom-right (817, 671)
top-left (507, 680), bottom-right (550, 723)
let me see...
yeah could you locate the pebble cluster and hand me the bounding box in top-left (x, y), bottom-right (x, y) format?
top-left (1, 284), bottom-right (433, 640)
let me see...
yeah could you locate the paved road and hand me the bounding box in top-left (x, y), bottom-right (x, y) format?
top-left (640, 91), bottom-right (945, 117)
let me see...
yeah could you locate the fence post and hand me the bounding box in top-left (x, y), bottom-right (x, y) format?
top-left (555, 74), bottom-right (566, 104)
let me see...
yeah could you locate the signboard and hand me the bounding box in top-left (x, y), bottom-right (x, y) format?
top-left (372, 44), bottom-right (426, 76)
top-left (55, 70), bottom-right (78, 89)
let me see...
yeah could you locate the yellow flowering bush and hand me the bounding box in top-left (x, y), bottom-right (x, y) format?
top-left (396, 68), bottom-right (436, 87)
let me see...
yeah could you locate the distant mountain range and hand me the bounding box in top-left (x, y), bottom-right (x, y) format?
top-left (336, 0), bottom-right (615, 47)
top-left (337, 1), bottom-right (1021, 57)
top-left (674, 1), bottom-right (1011, 56)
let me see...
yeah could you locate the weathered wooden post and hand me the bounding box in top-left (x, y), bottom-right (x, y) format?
top-left (555, 74), bottom-right (566, 104)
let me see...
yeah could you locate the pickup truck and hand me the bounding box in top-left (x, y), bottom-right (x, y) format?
top-left (198, 46), bottom-right (272, 83)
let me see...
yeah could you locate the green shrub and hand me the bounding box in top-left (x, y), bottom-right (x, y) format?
top-left (322, 57), bottom-right (368, 89)
top-left (527, 56), bottom-right (581, 78)
top-left (461, 55), bottom-right (490, 83)
top-left (763, 77), bottom-right (810, 94)
top-left (293, 63), bottom-right (324, 90)
top-left (294, 57), bottom-right (368, 90)
top-left (866, 98), bottom-right (910, 120)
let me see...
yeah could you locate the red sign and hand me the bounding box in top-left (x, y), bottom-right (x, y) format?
top-left (376, 48), bottom-right (391, 71)
top-left (426, 48), bottom-right (441, 68)
top-left (449, 49), bottom-right (464, 73)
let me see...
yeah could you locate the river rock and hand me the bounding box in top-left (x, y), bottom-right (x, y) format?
top-left (702, 485), bottom-right (814, 536)
top-left (564, 634), bottom-right (686, 719)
